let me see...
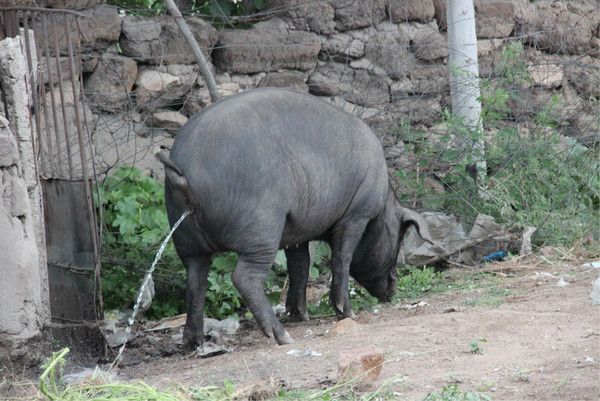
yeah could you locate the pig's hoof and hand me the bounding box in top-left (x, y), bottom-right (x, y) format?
top-left (183, 332), bottom-right (203, 351)
top-left (276, 330), bottom-right (295, 345)
top-left (287, 311), bottom-right (309, 322)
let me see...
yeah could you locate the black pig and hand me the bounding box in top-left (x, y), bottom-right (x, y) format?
top-left (158, 88), bottom-right (432, 348)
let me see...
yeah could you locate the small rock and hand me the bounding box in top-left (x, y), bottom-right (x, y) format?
top-left (590, 277), bottom-right (600, 306)
top-left (286, 347), bottom-right (322, 357)
top-left (557, 277), bottom-right (569, 287)
top-left (204, 317), bottom-right (240, 337)
top-left (273, 304), bottom-right (286, 317)
top-left (400, 301), bottom-right (428, 310)
top-left (326, 318), bottom-right (361, 337)
top-left (147, 111), bottom-right (188, 133)
top-left (581, 261), bottom-right (600, 269)
top-left (533, 271), bottom-right (557, 280)
top-left (338, 345), bottom-right (384, 388)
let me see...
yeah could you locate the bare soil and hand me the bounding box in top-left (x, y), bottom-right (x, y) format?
top-left (2, 259), bottom-right (599, 400)
top-left (116, 261), bottom-right (600, 401)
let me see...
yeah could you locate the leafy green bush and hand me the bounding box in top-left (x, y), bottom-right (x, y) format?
top-left (97, 167), bottom-right (246, 320)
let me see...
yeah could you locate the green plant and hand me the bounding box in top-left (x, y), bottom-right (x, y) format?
top-left (395, 267), bottom-right (443, 300)
top-left (97, 167), bottom-right (246, 320)
top-left (424, 384), bottom-right (491, 401)
top-left (469, 339), bottom-right (484, 354)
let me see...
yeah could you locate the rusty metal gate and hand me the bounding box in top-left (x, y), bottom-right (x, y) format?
top-left (0, 8), bottom-right (103, 332)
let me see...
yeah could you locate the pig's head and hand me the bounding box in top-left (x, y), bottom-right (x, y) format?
top-left (350, 191), bottom-right (433, 302)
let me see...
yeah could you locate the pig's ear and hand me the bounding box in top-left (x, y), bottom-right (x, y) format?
top-left (399, 208), bottom-right (434, 244)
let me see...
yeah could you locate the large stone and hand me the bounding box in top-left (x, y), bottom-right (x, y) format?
top-left (42, 5), bottom-right (121, 54)
top-left (308, 62), bottom-right (390, 107)
top-left (386, 96), bottom-right (442, 125)
top-left (413, 26), bottom-right (448, 60)
top-left (134, 65), bottom-right (198, 111)
top-left (387, 0), bottom-right (435, 23)
top-left (147, 111), bottom-right (188, 134)
top-left (391, 63), bottom-right (448, 95)
top-left (474, 0), bottom-right (515, 39)
top-left (328, 0), bottom-right (386, 31)
top-left (432, 0), bottom-right (447, 30)
top-left (213, 20), bottom-right (321, 74)
top-left (266, 0), bottom-right (336, 34)
top-left (364, 22), bottom-right (411, 79)
top-left (258, 71), bottom-right (308, 92)
top-left (564, 56), bottom-right (600, 99)
top-left (528, 63), bottom-right (563, 89)
top-left (319, 96), bottom-right (382, 120)
top-left (321, 33), bottom-right (365, 60)
top-left (92, 113), bottom-right (174, 180)
top-left (183, 82), bottom-right (242, 116)
top-left (516, 1), bottom-right (594, 55)
top-left (84, 55), bottom-right (138, 112)
top-left (120, 15), bottom-right (218, 64)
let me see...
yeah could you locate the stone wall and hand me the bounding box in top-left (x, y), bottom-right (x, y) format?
top-left (19, 0), bottom-right (600, 179)
top-left (0, 35), bottom-right (49, 356)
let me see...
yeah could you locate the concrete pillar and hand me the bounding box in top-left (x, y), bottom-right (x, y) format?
top-left (0, 34), bottom-right (49, 352)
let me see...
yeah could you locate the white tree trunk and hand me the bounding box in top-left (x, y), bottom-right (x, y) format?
top-left (446, 0), bottom-right (487, 192)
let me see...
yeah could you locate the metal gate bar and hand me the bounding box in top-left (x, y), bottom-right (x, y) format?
top-left (0, 7), bottom-right (102, 323)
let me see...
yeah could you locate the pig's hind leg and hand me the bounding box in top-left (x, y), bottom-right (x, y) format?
top-left (232, 251), bottom-right (294, 345)
top-left (182, 255), bottom-right (211, 350)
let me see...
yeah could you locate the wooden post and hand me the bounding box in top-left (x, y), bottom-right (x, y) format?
top-left (162, 0), bottom-right (221, 103)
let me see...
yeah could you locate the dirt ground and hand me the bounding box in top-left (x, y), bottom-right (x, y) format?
top-left (112, 260), bottom-right (600, 401)
top-left (2, 258), bottom-right (599, 400)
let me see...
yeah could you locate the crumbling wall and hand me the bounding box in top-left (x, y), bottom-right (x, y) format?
top-left (0, 35), bottom-right (49, 354)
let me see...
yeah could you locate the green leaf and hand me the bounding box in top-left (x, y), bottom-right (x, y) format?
top-left (252, 0), bottom-right (265, 10)
top-left (209, 0), bottom-right (232, 17)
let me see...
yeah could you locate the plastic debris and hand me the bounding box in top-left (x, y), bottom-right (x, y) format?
top-left (483, 250), bottom-right (508, 262)
top-left (556, 276), bottom-right (569, 287)
top-left (195, 342), bottom-right (232, 358)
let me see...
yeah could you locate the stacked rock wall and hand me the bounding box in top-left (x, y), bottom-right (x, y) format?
top-left (13, 0), bottom-right (599, 179)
